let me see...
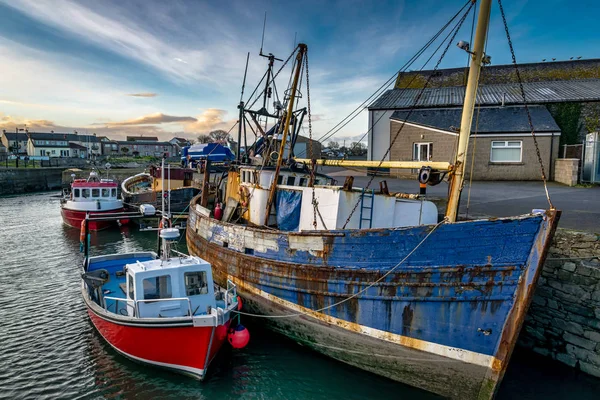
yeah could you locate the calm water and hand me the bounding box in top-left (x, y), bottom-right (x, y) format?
top-left (1, 192), bottom-right (600, 400)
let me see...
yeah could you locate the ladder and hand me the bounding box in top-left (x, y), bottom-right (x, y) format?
top-left (359, 189), bottom-right (375, 229)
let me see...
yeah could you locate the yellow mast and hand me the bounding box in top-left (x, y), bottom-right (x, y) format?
top-left (445, 0), bottom-right (492, 222)
top-left (264, 44), bottom-right (307, 225)
top-left (295, 158), bottom-right (452, 171)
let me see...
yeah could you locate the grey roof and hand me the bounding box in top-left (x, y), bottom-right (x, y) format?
top-left (370, 79), bottom-right (600, 110)
top-left (26, 132), bottom-right (100, 142)
top-left (390, 106), bottom-right (560, 134)
top-left (69, 142), bottom-right (88, 150)
top-left (2, 132), bottom-right (29, 141)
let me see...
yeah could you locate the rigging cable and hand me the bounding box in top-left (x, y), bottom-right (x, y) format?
top-left (497, 0), bottom-right (554, 209)
top-left (293, 0), bottom-right (474, 158)
top-left (341, 1), bottom-right (476, 229)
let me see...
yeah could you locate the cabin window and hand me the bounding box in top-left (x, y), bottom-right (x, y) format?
top-left (73, 189), bottom-right (80, 198)
top-left (490, 141), bottom-right (522, 163)
top-left (143, 275), bottom-right (173, 300)
top-left (111, 188), bottom-right (117, 197)
top-left (286, 176), bottom-right (295, 186)
top-left (92, 189), bottom-right (100, 198)
top-left (184, 271), bottom-right (209, 296)
top-left (102, 188), bottom-right (110, 197)
top-left (277, 175), bottom-right (283, 185)
top-left (82, 189), bottom-right (90, 198)
top-left (299, 178), bottom-right (307, 187)
top-left (128, 275), bottom-right (135, 299)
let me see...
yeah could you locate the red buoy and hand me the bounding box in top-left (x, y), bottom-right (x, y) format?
top-left (214, 202), bottom-right (223, 221)
top-left (228, 324), bottom-right (250, 349)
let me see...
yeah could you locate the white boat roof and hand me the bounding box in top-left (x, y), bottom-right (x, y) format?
top-left (126, 256), bottom-right (210, 275)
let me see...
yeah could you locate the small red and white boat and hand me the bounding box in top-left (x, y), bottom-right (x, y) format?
top-left (81, 225), bottom-right (247, 380)
top-left (61, 171), bottom-right (127, 231)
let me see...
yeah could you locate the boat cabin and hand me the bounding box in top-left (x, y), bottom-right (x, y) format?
top-left (124, 256), bottom-right (217, 318)
top-left (149, 165), bottom-right (195, 191)
top-left (71, 179), bottom-right (118, 201)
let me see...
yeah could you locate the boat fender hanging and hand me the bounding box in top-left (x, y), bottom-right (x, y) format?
top-left (214, 203), bottom-right (223, 221)
top-left (237, 295), bottom-right (243, 311)
top-left (80, 220), bottom-right (86, 243)
top-left (228, 324), bottom-right (250, 349)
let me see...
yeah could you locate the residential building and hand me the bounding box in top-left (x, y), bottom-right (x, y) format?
top-left (69, 142), bottom-right (88, 158)
top-left (66, 133), bottom-right (101, 157)
top-left (27, 133), bottom-right (71, 157)
top-left (99, 136), bottom-right (120, 156)
top-left (117, 140), bottom-right (176, 157)
top-left (169, 137), bottom-right (191, 155)
top-left (1, 130), bottom-right (29, 155)
top-left (367, 60), bottom-right (600, 180)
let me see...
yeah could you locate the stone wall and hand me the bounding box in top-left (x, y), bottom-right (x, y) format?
top-left (519, 229), bottom-right (600, 378)
top-left (554, 158), bottom-right (580, 186)
top-left (0, 168), bottom-right (64, 195)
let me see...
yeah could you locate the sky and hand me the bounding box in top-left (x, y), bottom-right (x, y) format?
top-left (1, 0), bottom-right (599, 145)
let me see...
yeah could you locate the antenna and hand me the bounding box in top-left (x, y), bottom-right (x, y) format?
top-left (240, 52), bottom-right (250, 103)
top-left (259, 12), bottom-right (267, 56)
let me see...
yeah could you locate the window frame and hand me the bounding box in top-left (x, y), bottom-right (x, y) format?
top-left (73, 188), bottom-right (80, 198)
top-left (142, 275), bottom-right (173, 300)
top-left (184, 271), bottom-right (209, 296)
top-left (91, 188), bottom-right (100, 198)
top-left (490, 140), bottom-right (523, 163)
top-left (101, 188), bottom-right (110, 197)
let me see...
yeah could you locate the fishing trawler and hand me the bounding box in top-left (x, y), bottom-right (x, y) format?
top-left (186, 1), bottom-right (560, 398)
top-left (60, 171), bottom-right (127, 231)
top-left (121, 165), bottom-right (200, 214)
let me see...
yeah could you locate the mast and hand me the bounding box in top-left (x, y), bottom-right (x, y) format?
top-left (445, 0), bottom-right (492, 223)
top-left (263, 44), bottom-right (307, 225)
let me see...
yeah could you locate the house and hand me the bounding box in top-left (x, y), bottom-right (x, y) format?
top-left (388, 106), bottom-right (560, 180)
top-left (126, 135), bottom-right (158, 142)
top-left (1, 130), bottom-right (29, 155)
top-left (117, 140), bottom-right (177, 157)
top-left (66, 133), bottom-right (101, 157)
top-left (99, 136), bottom-right (120, 156)
top-left (368, 77), bottom-right (600, 180)
top-left (69, 142), bottom-right (88, 158)
top-left (27, 133), bottom-right (71, 157)
top-left (169, 137), bottom-right (191, 155)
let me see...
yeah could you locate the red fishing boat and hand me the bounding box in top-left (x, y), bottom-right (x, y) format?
top-left (61, 171), bottom-right (128, 231)
top-left (81, 220), bottom-right (248, 379)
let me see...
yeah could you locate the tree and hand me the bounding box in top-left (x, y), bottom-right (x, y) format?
top-left (350, 142), bottom-right (367, 156)
top-left (549, 103), bottom-right (583, 146)
top-left (327, 141), bottom-right (339, 149)
top-left (209, 129), bottom-right (230, 143)
top-left (584, 104), bottom-right (600, 134)
top-left (197, 134), bottom-right (211, 143)
top-left (188, 139), bottom-right (196, 145)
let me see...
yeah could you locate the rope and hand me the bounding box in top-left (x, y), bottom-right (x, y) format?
top-left (341, 1), bottom-right (476, 229)
top-left (304, 51), bottom-right (319, 229)
top-left (233, 217), bottom-right (447, 319)
top-left (497, 0), bottom-right (554, 210)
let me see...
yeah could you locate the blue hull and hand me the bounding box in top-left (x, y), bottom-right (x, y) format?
top-left (186, 207), bottom-right (559, 399)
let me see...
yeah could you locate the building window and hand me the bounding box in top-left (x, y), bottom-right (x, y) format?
top-left (143, 275), bottom-right (172, 299)
top-left (184, 271), bottom-right (208, 296)
top-left (413, 142), bottom-right (433, 161)
top-left (51, 150), bottom-right (56, 154)
top-left (92, 188), bottom-right (100, 198)
top-left (490, 141), bottom-right (522, 163)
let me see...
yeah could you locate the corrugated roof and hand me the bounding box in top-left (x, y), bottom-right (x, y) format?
top-left (370, 79), bottom-right (600, 109)
top-left (390, 106), bottom-right (560, 134)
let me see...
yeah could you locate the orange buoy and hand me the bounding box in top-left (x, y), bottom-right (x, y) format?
top-left (80, 219), bottom-right (86, 243)
top-left (228, 324), bottom-right (250, 349)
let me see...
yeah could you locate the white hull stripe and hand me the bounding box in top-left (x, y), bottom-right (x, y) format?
top-left (91, 321), bottom-right (205, 378)
top-left (229, 275), bottom-right (502, 371)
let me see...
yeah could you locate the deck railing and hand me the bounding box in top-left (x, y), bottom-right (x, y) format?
top-left (103, 296), bottom-right (192, 318)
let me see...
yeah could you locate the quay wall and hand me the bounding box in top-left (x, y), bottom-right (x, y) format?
top-left (519, 228), bottom-right (600, 378)
top-left (0, 168), bottom-right (63, 195)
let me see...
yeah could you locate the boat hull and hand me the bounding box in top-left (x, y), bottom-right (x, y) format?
top-left (85, 302), bottom-right (229, 379)
top-left (186, 205), bottom-right (559, 399)
top-left (61, 207), bottom-right (126, 231)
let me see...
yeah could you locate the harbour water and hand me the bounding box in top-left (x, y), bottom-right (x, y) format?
top-left (1, 192), bottom-right (600, 400)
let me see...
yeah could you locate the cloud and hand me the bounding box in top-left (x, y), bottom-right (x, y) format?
top-left (184, 108), bottom-right (237, 134)
top-left (102, 113), bottom-right (197, 126)
top-left (173, 58), bottom-right (188, 64)
top-left (126, 93), bottom-right (157, 98)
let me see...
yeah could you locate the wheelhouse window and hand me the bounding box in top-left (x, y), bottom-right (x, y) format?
top-left (128, 275), bottom-right (135, 299)
top-left (102, 188), bottom-right (110, 197)
top-left (184, 271), bottom-right (209, 296)
top-left (299, 178), bottom-right (307, 187)
top-left (143, 275), bottom-right (172, 300)
top-left (111, 188), bottom-right (117, 197)
top-left (286, 176), bottom-right (295, 186)
top-left (91, 189), bottom-right (100, 198)
top-left (82, 189), bottom-right (90, 198)
top-left (73, 189), bottom-right (80, 198)
top-left (490, 141), bottom-right (522, 163)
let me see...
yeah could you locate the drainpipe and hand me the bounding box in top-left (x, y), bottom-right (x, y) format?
top-left (549, 132), bottom-right (555, 180)
top-left (501, 93), bottom-right (506, 107)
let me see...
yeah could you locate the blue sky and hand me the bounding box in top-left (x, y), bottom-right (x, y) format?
top-left (1, 0), bottom-right (599, 143)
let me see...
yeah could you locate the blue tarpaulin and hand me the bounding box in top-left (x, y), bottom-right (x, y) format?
top-left (276, 189), bottom-right (302, 231)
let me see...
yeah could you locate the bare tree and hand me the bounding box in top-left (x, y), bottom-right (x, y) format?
top-left (197, 134), bottom-right (211, 143)
top-left (209, 129), bottom-right (230, 143)
top-left (327, 141), bottom-right (339, 149)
